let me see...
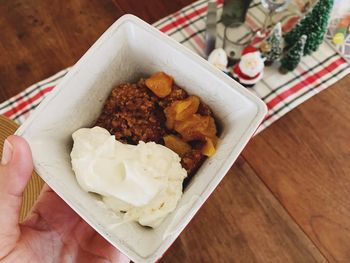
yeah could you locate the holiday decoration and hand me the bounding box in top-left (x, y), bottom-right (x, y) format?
top-left (259, 0), bottom-right (291, 37)
top-left (284, 0), bottom-right (334, 55)
top-left (263, 22), bottom-right (283, 65)
top-left (232, 45), bottom-right (265, 87)
top-left (280, 35), bottom-right (307, 72)
top-left (260, 42), bottom-right (272, 54)
top-left (221, 0), bottom-right (253, 26)
top-left (326, 0), bottom-right (350, 63)
top-left (332, 14), bottom-right (350, 45)
top-left (294, 0), bottom-right (313, 13)
top-left (208, 48), bottom-right (229, 72)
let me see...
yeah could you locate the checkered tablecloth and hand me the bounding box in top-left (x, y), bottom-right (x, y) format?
top-left (1, 0), bottom-right (349, 132)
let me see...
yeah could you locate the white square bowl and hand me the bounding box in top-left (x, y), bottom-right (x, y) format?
top-left (16, 15), bottom-right (267, 263)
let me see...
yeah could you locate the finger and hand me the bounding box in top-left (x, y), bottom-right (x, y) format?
top-left (0, 135), bottom-right (33, 259)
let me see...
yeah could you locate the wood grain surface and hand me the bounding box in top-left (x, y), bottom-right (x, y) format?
top-left (112, 0), bottom-right (193, 24)
top-left (0, 0), bottom-right (122, 101)
top-left (1, 0), bottom-right (349, 262)
top-left (162, 157), bottom-right (326, 263)
top-left (243, 76), bottom-right (350, 263)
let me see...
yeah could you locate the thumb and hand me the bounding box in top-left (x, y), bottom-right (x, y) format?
top-left (0, 135), bottom-right (33, 259)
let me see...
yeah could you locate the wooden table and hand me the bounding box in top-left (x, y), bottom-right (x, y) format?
top-left (1, 1), bottom-right (349, 262)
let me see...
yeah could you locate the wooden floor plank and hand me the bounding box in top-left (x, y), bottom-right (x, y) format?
top-left (0, 0), bottom-right (123, 102)
top-left (112, 0), bottom-right (195, 24)
top-left (243, 75), bottom-right (350, 262)
top-left (162, 157), bottom-right (326, 262)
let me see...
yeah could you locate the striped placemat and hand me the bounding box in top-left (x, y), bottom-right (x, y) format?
top-left (1, 0), bottom-right (349, 133)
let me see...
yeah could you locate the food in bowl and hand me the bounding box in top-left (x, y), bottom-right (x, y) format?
top-left (95, 72), bottom-right (219, 176)
top-left (71, 127), bottom-right (186, 228)
top-left (70, 72), bottom-right (219, 227)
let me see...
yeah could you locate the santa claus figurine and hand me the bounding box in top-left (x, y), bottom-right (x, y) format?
top-left (232, 45), bottom-right (265, 88)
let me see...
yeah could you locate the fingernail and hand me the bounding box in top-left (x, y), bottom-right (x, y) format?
top-left (1, 139), bottom-right (13, 165)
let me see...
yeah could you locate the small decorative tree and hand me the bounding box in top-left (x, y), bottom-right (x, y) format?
top-left (264, 22), bottom-right (283, 65)
top-left (280, 35), bottom-right (307, 73)
top-left (284, 0), bottom-right (333, 55)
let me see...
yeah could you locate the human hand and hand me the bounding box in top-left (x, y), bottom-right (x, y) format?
top-left (0, 135), bottom-right (129, 263)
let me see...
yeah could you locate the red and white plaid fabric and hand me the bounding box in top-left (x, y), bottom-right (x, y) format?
top-left (1, 0), bottom-right (350, 132)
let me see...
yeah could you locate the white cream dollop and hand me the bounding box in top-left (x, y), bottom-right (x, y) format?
top-left (70, 126), bottom-right (187, 228)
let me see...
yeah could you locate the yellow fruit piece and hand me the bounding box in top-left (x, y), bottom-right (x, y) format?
top-left (163, 134), bottom-right (191, 156)
top-left (145, 72), bottom-right (173, 98)
top-left (173, 95), bottom-right (200, 121)
top-left (202, 137), bottom-right (217, 157)
top-left (164, 95), bottom-right (200, 129)
top-left (164, 106), bottom-right (176, 129)
top-left (174, 114), bottom-right (217, 141)
top-left (210, 135), bottom-right (219, 147)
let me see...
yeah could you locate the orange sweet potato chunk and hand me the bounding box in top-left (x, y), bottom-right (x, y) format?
top-left (202, 137), bottom-right (217, 157)
top-left (174, 114), bottom-right (217, 141)
top-left (164, 96), bottom-right (200, 129)
top-left (164, 134), bottom-right (191, 156)
top-left (145, 72), bottom-right (173, 98)
top-left (164, 106), bottom-right (176, 129)
top-left (173, 96), bottom-right (200, 121)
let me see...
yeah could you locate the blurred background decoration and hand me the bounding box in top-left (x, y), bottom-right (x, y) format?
top-left (207, 0), bottom-right (336, 82)
top-left (326, 0), bottom-right (350, 63)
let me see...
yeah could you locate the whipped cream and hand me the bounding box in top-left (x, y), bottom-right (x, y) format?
top-left (70, 126), bottom-right (187, 228)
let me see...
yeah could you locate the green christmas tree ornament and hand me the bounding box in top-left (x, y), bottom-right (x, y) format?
top-left (284, 0), bottom-right (333, 56)
top-left (264, 22), bottom-right (283, 65)
top-left (280, 35), bottom-right (307, 73)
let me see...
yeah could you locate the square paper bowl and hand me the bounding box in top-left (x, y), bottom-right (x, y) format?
top-left (16, 15), bottom-right (267, 262)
